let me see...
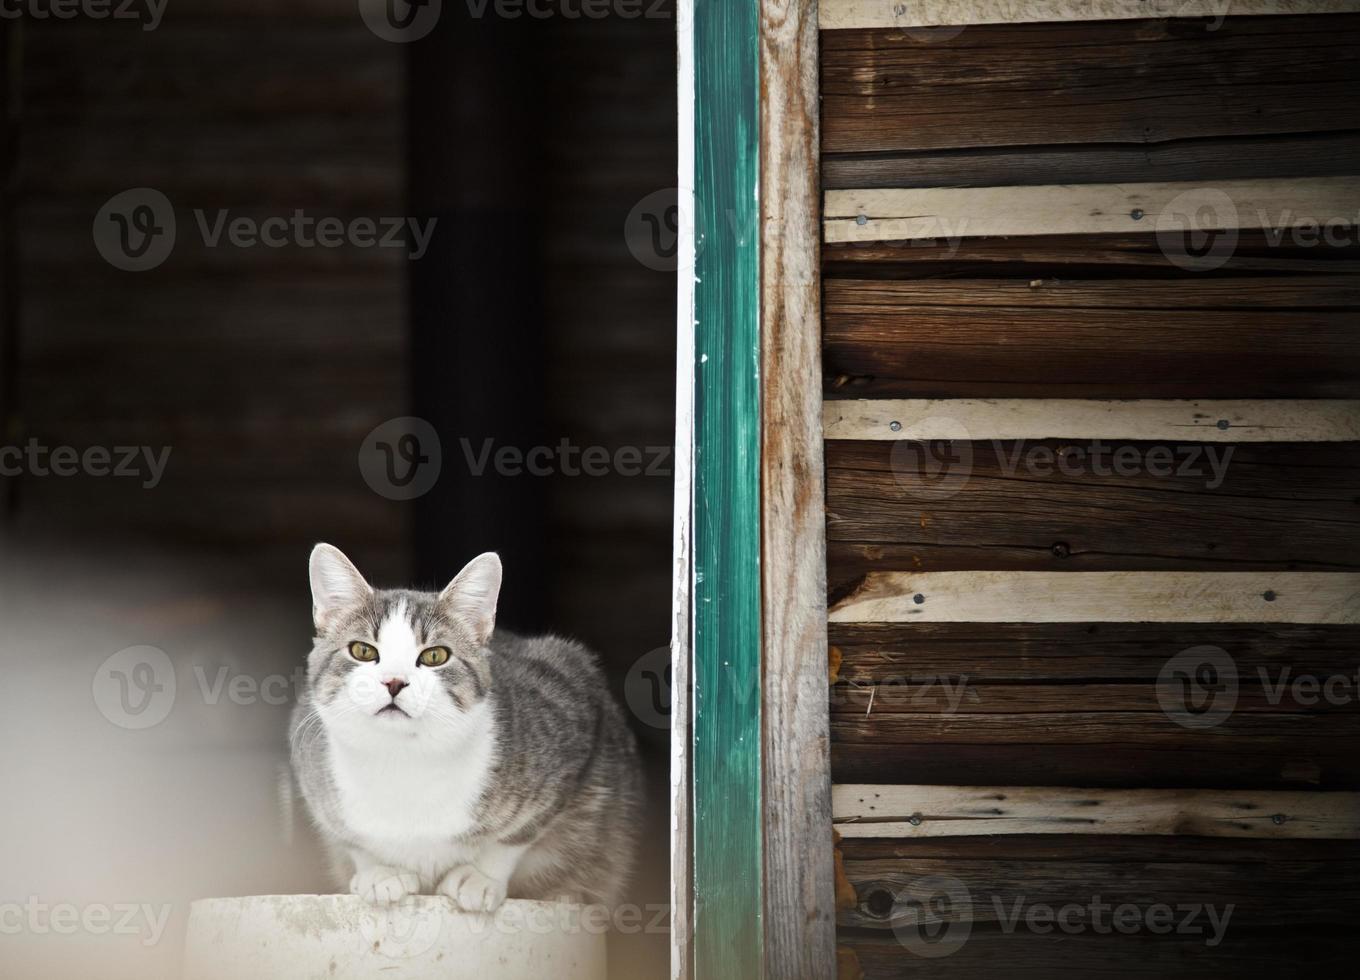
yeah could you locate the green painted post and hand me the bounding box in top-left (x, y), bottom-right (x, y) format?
top-left (691, 0), bottom-right (763, 974)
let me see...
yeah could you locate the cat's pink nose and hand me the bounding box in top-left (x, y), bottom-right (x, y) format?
top-left (384, 678), bottom-right (408, 699)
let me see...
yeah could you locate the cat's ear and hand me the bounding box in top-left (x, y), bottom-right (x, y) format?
top-left (309, 544), bottom-right (372, 631)
top-left (438, 552), bottom-right (502, 648)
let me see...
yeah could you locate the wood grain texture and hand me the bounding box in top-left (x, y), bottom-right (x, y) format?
top-left (822, 131), bottom-right (1360, 190)
top-left (832, 785), bottom-right (1360, 838)
top-left (839, 836), bottom-right (1360, 931)
top-left (821, 0), bottom-right (1360, 30)
top-left (822, 15), bottom-right (1360, 154)
top-left (760, 0), bottom-right (837, 977)
top-left (824, 177), bottom-right (1360, 243)
top-left (673, 8), bottom-right (696, 976)
top-left (691, 0), bottom-right (763, 973)
top-left (828, 571), bottom-right (1360, 623)
top-left (839, 835), bottom-right (1360, 971)
top-left (829, 622), bottom-right (1360, 682)
top-left (822, 399), bottom-right (1360, 441)
top-left (823, 277), bottom-right (1360, 399)
top-left (840, 929), bottom-right (1360, 980)
top-left (823, 228), bottom-right (1360, 275)
top-left (825, 440), bottom-right (1360, 576)
top-left (829, 621), bottom-right (1360, 787)
top-left (832, 740), bottom-right (1360, 788)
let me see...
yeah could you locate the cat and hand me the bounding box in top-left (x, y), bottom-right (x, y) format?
top-left (290, 543), bottom-right (643, 912)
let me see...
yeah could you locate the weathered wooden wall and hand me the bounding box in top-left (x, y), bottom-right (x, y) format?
top-left (8, 3), bottom-right (409, 580)
top-left (819, 8), bottom-right (1360, 977)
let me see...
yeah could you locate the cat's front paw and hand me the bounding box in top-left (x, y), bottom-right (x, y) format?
top-left (350, 866), bottom-right (420, 904)
top-left (437, 865), bottom-right (508, 913)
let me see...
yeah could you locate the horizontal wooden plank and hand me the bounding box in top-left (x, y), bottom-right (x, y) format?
top-left (821, 0), bottom-right (1360, 30)
top-left (822, 16), bottom-right (1360, 154)
top-left (832, 785), bottom-right (1360, 838)
top-left (828, 571), bottom-right (1360, 623)
top-left (823, 278), bottom-right (1360, 399)
top-left (825, 440), bottom-right (1360, 575)
top-left (829, 623), bottom-right (1360, 787)
top-left (841, 851), bottom-right (1360, 931)
top-left (829, 622), bottom-right (1360, 682)
top-left (825, 177), bottom-right (1360, 243)
top-left (823, 131), bottom-right (1360, 190)
top-left (827, 276), bottom-right (1360, 310)
top-left (823, 400), bottom-right (1360, 441)
top-left (841, 928), bottom-right (1360, 980)
top-left (831, 740), bottom-right (1360, 788)
top-left (833, 710), bottom-right (1360, 744)
top-left (832, 682), bottom-right (1360, 715)
top-left (823, 229), bottom-right (1360, 275)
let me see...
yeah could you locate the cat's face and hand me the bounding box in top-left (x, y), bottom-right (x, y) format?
top-left (304, 544), bottom-right (500, 748)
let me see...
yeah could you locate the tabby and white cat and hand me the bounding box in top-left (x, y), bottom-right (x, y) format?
top-left (290, 544), bottom-right (642, 912)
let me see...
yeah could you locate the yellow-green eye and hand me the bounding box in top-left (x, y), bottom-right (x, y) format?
top-left (418, 646), bottom-right (451, 667)
top-left (348, 641), bottom-right (379, 662)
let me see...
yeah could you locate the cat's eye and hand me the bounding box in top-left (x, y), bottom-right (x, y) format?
top-left (418, 646), bottom-right (451, 668)
top-left (348, 641), bottom-right (379, 663)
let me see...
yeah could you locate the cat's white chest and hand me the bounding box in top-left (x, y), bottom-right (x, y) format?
top-left (329, 727), bottom-right (496, 873)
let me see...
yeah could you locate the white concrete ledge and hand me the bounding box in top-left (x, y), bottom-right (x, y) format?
top-left (184, 895), bottom-right (607, 980)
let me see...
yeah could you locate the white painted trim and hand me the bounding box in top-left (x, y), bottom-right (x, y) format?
top-left (828, 571), bottom-right (1360, 623)
top-left (832, 785), bottom-right (1360, 839)
top-left (823, 399), bottom-right (1360, 442)
top-left (824, 176), bottom-right (1360, 243)
top-left (820, 0), bottom-right (1360, 31)
top-left (671, 2), bottom-right (696, 976)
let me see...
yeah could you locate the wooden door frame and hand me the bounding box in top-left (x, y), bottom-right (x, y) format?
top-left (673, 0), bottom-right (835, 976)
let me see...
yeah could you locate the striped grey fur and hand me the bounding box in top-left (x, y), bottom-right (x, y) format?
top-left (290, 555), bottom-right (643, 908)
